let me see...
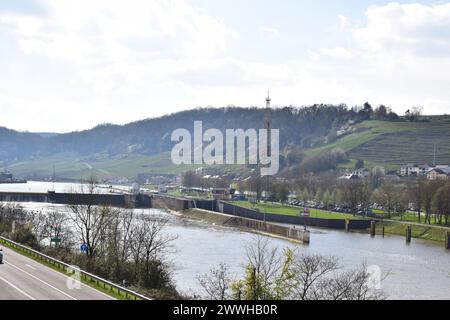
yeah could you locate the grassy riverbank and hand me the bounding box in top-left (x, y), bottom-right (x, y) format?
top-left (233, 201), bottom-right (449, 243)
top-left (375, 220), bottom-right (449, 242)
top-left (233, 201), bottom-right (366, 220)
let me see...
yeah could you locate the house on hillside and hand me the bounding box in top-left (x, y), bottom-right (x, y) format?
top-left (400, 163), bottom-right (432, 177)
top-left (400, 164), bottom-right (419, 176)
top-left (418, 164), bottom-right (432, 176)
top-left (0, 172), bottom-right (13, 182)
top-left (338, 173), bottom-right (361, 180)
top-left (353, 168), bottom-right (371, 178)
top-left (211, 188), bottom-right (232, 200)
top-left (401, 163), bottom-right (450, 180)
top-left (427, 167), bottom-right (450, 180)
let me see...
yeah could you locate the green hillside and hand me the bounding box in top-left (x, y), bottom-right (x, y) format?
top-left (7, 116), bottom-right (450, 180)
top-left (309, 116), bottom-right (450, 169)
top-left (8, 152), bottom-right (192, 180)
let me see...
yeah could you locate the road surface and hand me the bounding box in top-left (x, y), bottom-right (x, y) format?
top-left (0, 246), bottom-right (114, 300)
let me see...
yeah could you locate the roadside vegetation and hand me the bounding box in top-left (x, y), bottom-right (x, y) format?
top-left (0, 179), bottom-right (181, 300)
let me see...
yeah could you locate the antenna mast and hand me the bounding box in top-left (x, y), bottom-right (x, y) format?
top-left (433, 142), bottom-right (437, 166)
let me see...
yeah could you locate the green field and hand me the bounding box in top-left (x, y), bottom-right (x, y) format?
top-left (8, 152), bottom-right (201, 180)
top-left (234, 201), bottom-right (366, 220)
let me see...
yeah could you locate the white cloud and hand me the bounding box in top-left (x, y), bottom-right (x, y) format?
top-left (0, 0), bottom-right (242, 131)
top-left (319, 47), bottom-right (353, 59)
top-left (1, 1), bottom-right (450, 132)
top-left (3, 0), bottom-right (238, 63)
top-left (258, 26), bottom-right (280, 39)
top-left (354, 2), bottom-right (450, 57)
top-left (338, 14), bottom-right (349, 29)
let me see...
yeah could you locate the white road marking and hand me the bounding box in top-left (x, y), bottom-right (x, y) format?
top-left (23, 260), bottom-right (115, 300)
top-left (5, 261), bottom-right (77, 300)
top-left (5, 247), bottom-right (114, 300)
top-left (0, 274), bottom-right (36, 300)
top-left (26, 264), bottom-right (36, 270)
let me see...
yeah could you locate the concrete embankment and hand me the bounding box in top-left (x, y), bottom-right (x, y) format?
top-left (180, 208), bottom-right (310, 244)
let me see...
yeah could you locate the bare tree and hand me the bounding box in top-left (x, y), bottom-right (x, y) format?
top-left (313, 264), bottom-right (386, 300)
top-left (408, 178), bottom-right (425, 223)
top-left (28, 210), bottom-right (48, 242)
top-left (225, 237), bottom-right (386, 301)
top-left (341, 180), bottom-right (371, 214)
top-left (43, 210), bottom-right (72, 247)
top-left (372, 183), bottom-right (399, 218)
top-left (244, 236), bottom-right (282, 299)
top-left (291, 254), bottom-right (339, 300)
top-left (67, 177), bottom-right (115, 257)
top-left (130, 213), bottom-right (177, 286)
top-left (104, 208), bottom-right (135, 279)
top-left (197, 262), bottom-right (233, 300)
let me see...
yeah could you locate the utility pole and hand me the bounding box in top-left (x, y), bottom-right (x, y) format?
top-left (433, 142), bottom-right (437, 166)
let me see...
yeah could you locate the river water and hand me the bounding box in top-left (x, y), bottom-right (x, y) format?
top-left (1, 182), bottom-right (450, 300)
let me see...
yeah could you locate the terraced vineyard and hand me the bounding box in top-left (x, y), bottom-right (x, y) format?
top-left (306, 116), bottom-right (450, 169)
top-left (348, 117), bottom-right (450, 167)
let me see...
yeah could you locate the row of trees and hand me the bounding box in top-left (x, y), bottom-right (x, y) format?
top-left (198, 237), bottom-right (385, 300)
top-left (292, 177), bottom-right (450, 225)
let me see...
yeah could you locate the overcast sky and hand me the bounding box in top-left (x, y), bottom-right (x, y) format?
top-left (1, 0), bottom-right (449, 132)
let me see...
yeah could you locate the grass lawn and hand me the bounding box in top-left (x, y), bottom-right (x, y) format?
top-left (376, 221), bottom-right (449, 242)
top-left (373, 209), bottom-right (448, 226)
top-left (234, 201), bottom-right (366, 220)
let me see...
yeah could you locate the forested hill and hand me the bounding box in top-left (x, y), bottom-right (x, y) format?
top-left (0, 104), bottom-right (377, 162)
top-left (6, 103), bottom-right (446, 180)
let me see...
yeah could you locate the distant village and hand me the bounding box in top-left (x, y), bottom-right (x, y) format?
top-left (0, 171), bottom-right (26, 184)
top-left (339, 163), bottom-right (450, 181)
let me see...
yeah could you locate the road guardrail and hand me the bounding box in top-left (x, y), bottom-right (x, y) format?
top-left (0, 236), bottom-right (151, 300)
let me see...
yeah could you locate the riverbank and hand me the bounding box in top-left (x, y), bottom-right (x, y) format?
top-left (374, 220), bottom-right (450, 242)
top-left (233, 200), bottom-right (449, 243)
top-left (178, 208), bottom-right (309, 244)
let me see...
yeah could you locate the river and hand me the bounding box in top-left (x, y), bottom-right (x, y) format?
top-left (1, 182), bottom-right (449, 299)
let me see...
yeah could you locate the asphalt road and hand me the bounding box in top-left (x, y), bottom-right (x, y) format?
top-left (0, 246), bottom-right (114, 300)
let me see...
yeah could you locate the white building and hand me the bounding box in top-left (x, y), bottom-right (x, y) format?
top-left (400, 164), bottom-right (432, 176)
top-left (401, 163), bottom-right (450, 179)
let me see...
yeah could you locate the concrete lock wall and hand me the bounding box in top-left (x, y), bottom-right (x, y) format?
top-left (48, 192), bottom-right (127, 207)
top-left (219, 201), bottom-right (371, 230)
top-left (0, 192), bottom-right (48, 203)
top-left (150, 194), bottom-right (190, 211)
top-left (223, 215), bottom-right (310, 243)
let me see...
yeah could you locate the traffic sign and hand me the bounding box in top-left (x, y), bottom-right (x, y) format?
top-left (80, 243), bottom-right (88, 253)
top-left (50, 237), bottom-right (61, 244)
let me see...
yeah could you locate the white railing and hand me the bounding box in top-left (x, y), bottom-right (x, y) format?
top-left (0, 236), bottom-right (151, 300)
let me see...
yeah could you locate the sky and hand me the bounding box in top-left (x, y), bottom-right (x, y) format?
top-left (1, 0), bottom-right (450, 132)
